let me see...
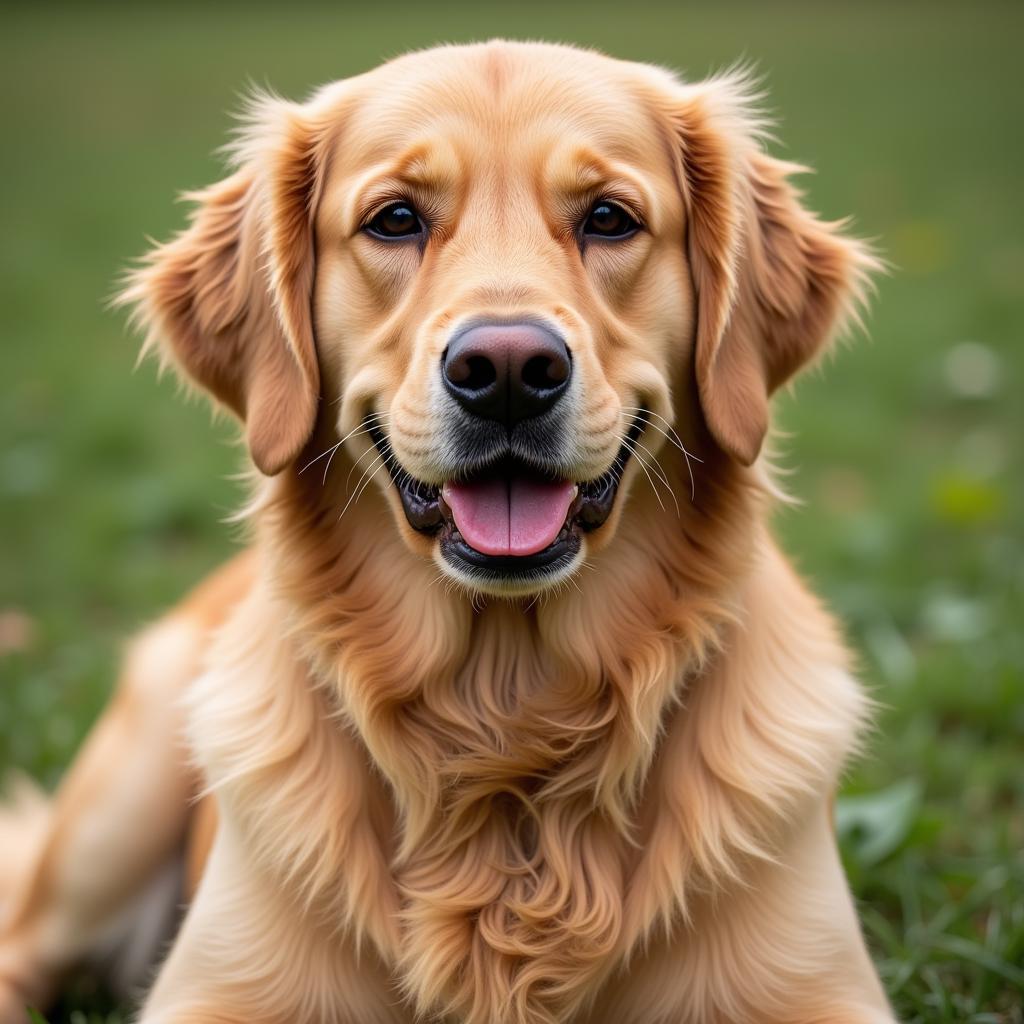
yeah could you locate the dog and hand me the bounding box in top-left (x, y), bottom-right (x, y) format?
top-left (0, 40), bottom-right (895, 1024)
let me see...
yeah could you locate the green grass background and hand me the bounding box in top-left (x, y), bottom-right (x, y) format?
top-left (1, 3), bottom-right (1021, 1021)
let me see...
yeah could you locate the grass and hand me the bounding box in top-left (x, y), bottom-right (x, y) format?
top-left (1, 3), bottom-right (1021, 1021)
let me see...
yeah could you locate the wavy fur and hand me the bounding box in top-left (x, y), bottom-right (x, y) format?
top-left (0, 41), bottom-right (893, 1024)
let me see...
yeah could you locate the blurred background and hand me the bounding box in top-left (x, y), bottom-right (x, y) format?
top-left (1, 2), bottom-right (1021, 1021)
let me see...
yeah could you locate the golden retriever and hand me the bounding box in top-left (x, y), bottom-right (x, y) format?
top-left (0, 40), bottom-right (895, 1024)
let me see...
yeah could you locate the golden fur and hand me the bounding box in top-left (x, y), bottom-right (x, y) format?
top-left (0, 41), bottom-right (894, 1024)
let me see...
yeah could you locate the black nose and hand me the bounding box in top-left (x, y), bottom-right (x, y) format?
top-left (442, 321), bottom-right (572, 425)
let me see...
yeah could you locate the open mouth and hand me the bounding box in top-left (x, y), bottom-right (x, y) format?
top-left (367, 413), bottom-right (646, 582)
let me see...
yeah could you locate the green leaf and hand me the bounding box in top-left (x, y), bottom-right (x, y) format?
top-left (27, 1009), bottom-right (50, 1024)
top-left (837, 779), bottom-right (922, 867)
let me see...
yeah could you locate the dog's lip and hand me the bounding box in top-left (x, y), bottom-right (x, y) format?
top-left (366, 411), bottom-right (647, 561)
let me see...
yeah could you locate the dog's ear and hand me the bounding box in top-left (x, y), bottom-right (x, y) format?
top-left (664, 73), bottom-right (878, 465)
top-left (119, 96), bottom-right (327, 475)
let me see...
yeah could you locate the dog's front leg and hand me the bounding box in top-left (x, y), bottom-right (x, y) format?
top-left (138, 820), bottom-right (407, 1024)
top-left (591, 801), bottom-right (898, 1024)
top-left (0, 615), bottom-right (205, 1023)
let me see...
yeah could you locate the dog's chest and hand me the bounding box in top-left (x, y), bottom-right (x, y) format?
top-left (390, 791), bottom-right (628, 1024)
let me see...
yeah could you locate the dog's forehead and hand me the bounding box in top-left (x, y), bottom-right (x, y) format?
top-left (329, 42), bottom-right (667, 174)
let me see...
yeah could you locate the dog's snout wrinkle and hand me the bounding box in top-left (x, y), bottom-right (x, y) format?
top-left (442, 321), bottom-right (571, 427)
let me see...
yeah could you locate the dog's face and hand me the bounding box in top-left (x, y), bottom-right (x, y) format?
top-left (124, 42), bottom-right (873, 597)
top-left (315, 48), bottom-right (691, 595)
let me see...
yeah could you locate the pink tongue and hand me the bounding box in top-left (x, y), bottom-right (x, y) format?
top-left (442, 477), bottom-right (577, 557)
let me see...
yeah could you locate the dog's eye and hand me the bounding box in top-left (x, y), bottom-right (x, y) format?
top-left (366, 202), bottom-right (423, 239)
top-left (582, 201), bottom-right (640, 239)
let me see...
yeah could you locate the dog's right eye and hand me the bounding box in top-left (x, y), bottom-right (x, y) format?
top-left (365, 202), bottom-right (424, 240)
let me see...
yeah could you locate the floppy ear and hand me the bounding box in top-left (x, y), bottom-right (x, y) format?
top-left (668, 74), bottom-right (878, 465)
top-left (119, 96), bottom-right (326, 475)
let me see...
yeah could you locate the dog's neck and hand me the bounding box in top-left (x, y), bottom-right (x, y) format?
top-left (264, 444), bottom-right (754, 811)
top-left (244, 448), bottom-right (761, 1022)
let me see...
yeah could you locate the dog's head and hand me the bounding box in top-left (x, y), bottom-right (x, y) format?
top-left (122, 42), bottom-right (874, 597)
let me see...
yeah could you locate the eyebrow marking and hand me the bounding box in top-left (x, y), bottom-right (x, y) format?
top-left (346, 136), bottom-right (465, 232)
top-left (391, 137), bottom-right (462, 190)
top-left (543, 142), bottom-right (656, 218)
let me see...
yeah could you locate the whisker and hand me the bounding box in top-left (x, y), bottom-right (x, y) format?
top-left (337, 452), bottom-right (386, 523)
top-left (299, 412), bottom-right (391, 477)
top-left (620, 407), bottom-right (701, 501)
top-left (618, 435), bottom-right (668, 514)
top-left (614, 407), bottom-right (696, 456)
top-left (320, 444), bottom-right (342, 487)
top-left (626, 436), bottom-right (672, 491)
top-left (300, 440), bottom-right (344, 476)
top-left (628, 437), bottom-right (681, 517)
top-left (619, 407), bottom-right (701, 461)
top-left (348, 456), bottom-right (390, 518)
top-left (344, 437), bottom-right (387, 490)
top-left (324, 424), bottom-right (380, 486)
top-left (619, 407), bottom-right (684, 449)
top-left (682, 447), bottom-right (697, 503)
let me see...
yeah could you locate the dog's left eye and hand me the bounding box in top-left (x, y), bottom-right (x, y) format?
top-left (582, 200), bottom-right (640, 239)
top-left (366, 202), bottom-right (424, 239)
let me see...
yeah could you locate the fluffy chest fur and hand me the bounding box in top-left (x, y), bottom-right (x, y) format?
top-left (187, 468), bottom-right (864, 1024)
top-left (383, 607), bottom-right (688, 1024)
